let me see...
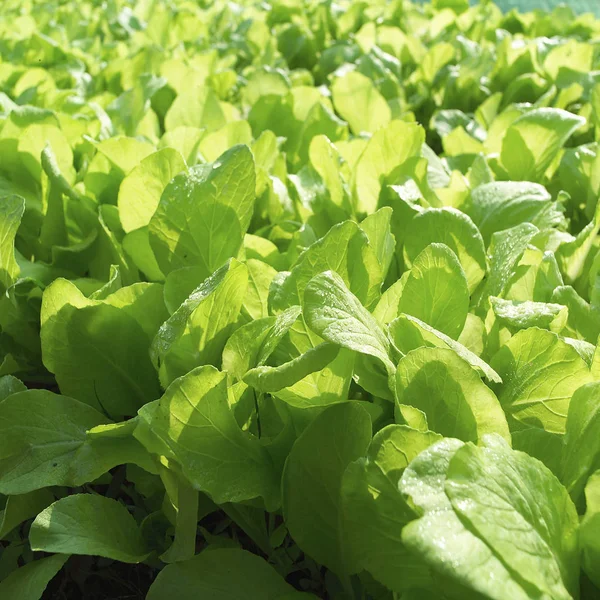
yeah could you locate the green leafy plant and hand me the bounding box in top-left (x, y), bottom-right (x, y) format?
top-left (2, 0), bottom-right (600, 598)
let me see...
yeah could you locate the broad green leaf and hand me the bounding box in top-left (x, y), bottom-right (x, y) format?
top-left (41, 289), bottom-right (160, 419)
top-left (198, 121), bottom-right (253, 163)
top-left (354, 120), bottom-right (424, 214)
top-left (283, 402), bottom-right (372, 575)
top-left (490, 296), bottom-right (567, 333)
top-left (401, 436), bottom-right (579, 600)
top-left (341, 425), bottom-right (440, 592)
top-left (0, 554), bottom-right (69, 600)
top-left (0, 489), bottom-right (54, 539)
top-left (397, 243), bottom-right (469, 340)
top-left (303, 270), bottom-right (395, 374)
top-left (0, 195), bottom-right (24, 295)
top-left (147, 548), bottom-right (313, 600)
top-left (388, 314), bottom-right (502, 384)
top-left (504, 246), bottom-right (564, 304)
top-left (242, 68), bottom-right (291, 107)
top-left (243, 258), bottom-right (278, 320)
top-left (122, 226), bottom-right (165, 281)
top-left (87, 135), bottom-right (155, 177)
top-left (145, 365), bottom-right (279, 509)
top-left (30, 494), bottom-right (149, 563)
top-left (557, 201), bottom-right (600, 284)
top-left (0, 389), bottom-right (152, 495)
top-left (269, 221), bottom-right (372, 311)
top-left (0, 389), bottom-right (106, 494)
top-left (359, 207), bottom-right (396, 292)
top-left (159, 126), bottom-right (204, 164)
top-left (403, 207), bottom-right (486, 293)
top-left (149, 145), bottom-right (255, 278)
top-left (511, 427), bottom-right (564, 479)
top-left (164, 86), bottom-right (226, 132)
top-left (544, 40), bottom-right (593, 80)
top-left (151, 259), bottom-right (248, 387)
top-left (500, 108), bottom-right (585, 181)
top-left (309, 135), bottom-right (353, 218)
top-left (395, 348), bottom-right (510, 444)
top-left (580, 472), bottom-right (600, 589)
top-left (222, 306), bottom-right (301, 381)
top-left (551, 286), bottom-right (600, 343)
top-left (482, 223), bottom-right (539, 301)
top-left (118, 148), bottom-right (187, 233)
top-left (103, 282), bottom-right (169, 341)
top-left (19, 124), bottom-right (74, 184)
top-left (0, 375), bottom-right (26, 402)
top-left (163, 266), bottom-right (209, 315)
top-left (491, 328), bottom-right (593, 433)
top-left (223, 317), bottom-right (277, 381)
top-left (561, 383), bottom-right (600, 503)
top-left (331, 70), bottom-right (390, 135)
top-left (468, 181), bottom-right (563, 245)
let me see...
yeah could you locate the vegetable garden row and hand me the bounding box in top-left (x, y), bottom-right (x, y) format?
top-left (1, 0), bottom-right (600, 598)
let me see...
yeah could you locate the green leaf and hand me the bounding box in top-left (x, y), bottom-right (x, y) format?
top-left (359, 207), bottom-right (396, 292)
top-left (147, 548), bottom-right (312, 600)
top-left (118, 148), bottom-right (187, 233)
top-left (401, 436), bottom-right (579, 600)
top-left (271, 348), bottom-right (355, 410)
top-left (269, 220), bottom-right (372, 312)
top-left (30, 494), bottom-right (150, 563)
top-left (149, 145), bottom-right (255, 278)
top-left (151, 259), bottom-right (248, 387)
top-left (0, 195), bottom-right (25, 295)
top-left (0, 389), bottom-right (152, 495)
top-left (0, 375), bottom-right (26, 402)
top-left (331, 70), bottom-right (390, 135)
top-left (354, 120), bottom-right (424, 214)
top-left (397, 243), bottom-right (469, 340)
top-left (41, 283), bottom-right (160, 419)
top-left (244, 343), bottom-right (339, 393)
top-left (158, 467), bottom-right (199, 563)
top-left (144, 365), bottom-right (279, 509)
top-left (198, 121), bottom-right (253, 163)
top-left (341, 425), bottom-right (440, 592)
top-left (388, 314), bottom-right (502, 384)
top-left (468, 181), bottom-right (564, 246)
top-left (0, 488), bottom-right (54, 540)
top-left (500, 108), bottom-right (585, 181)
top-left (222, 306), bottom-right (301, 381)
top-left (491, 328), bottom-right (593, 433)
top-left (0, 554), bottom-right (69, 600)
top-left (490, 296), bottom-right (567, 333)
top-left (482, 223), bottom-right (539, 301)
top-left (552, 285), bottom-right (600, 343)
top-left (580, 471), bottom-right (600, 589)
top-left (223, 317), bottom-right (278, 381)
top-left (164, 86), bottom-right (226, 132)
top-left (561, 382), bottom-right (600, 503)
top-left (122, 227), bottom-right (165, 282)
top-left (404, 207), bottom-right (486, 293)
top-left (303, 270), bottom-right (395, 375)
top-left (395, 348), bottom-right (510, 444)
top-left (283, 402), bottom-right (372, 575)
top-left (0, 389), bottom-right (106, 494)
top-left (511, 427), bottom-right (564, 479)
top-left (244, 258), bottom-right (278, 321)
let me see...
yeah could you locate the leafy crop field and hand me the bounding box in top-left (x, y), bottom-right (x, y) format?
top-left (2, 0), bottom-right (600, 598)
